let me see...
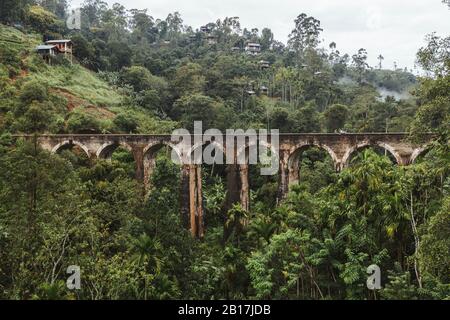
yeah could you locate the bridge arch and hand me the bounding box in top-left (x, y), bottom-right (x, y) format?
top-left (142, 141), bottom-right (184, 188)
top-left (96, 141), bottom-right (133, 159)
top-left (236, 140), bottom-right (280, 165)
top-left (144, 141), bottom-right (183, 165)
top-left (410, 145), bottom-right (433, 164)
top-left (288, 143), bottom-right (340, 170)
top-left (286, 143), bottom-right (339, 188)
top-left (341, 141), bottom-right (402, 167)
top-left (188, 140), bottom-right (226, 164)
top-left (51, 140), bottom-right (90, 158)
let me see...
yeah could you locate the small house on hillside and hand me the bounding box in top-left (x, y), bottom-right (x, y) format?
top-left (36, 44), bottom-right (59, 56)
top-left (260, 85), bottom-right (269, 95)
top-left (36, 45), bottom-right (60, 64)
top-left (45, 39), bottom-right (73, 61)
top-left (259, 60), bottom-right (270, 69)
top-left (36, 39), bottom-right (73, 64)
top-left (245, 43), bottom-right (261, 55)
top-left (206, 35), bottom-right (217, 45)
top-left (200, 26), bottom-right (211, 33)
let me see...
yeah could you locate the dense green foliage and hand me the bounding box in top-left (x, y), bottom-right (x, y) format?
top-left (0, 1), bottom-right (448, 300)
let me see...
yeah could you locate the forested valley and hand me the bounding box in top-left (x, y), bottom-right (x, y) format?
top-left (0, 0), bottom-right (448, 300)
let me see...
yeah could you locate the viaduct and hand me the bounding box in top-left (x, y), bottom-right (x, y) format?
top-left (14, 133), bottom-right (434, 237)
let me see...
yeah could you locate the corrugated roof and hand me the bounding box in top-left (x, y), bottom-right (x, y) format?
top-left (36, 45), bottom-right (57, 50)
top-left (46, 39), bottom-right (71, 43)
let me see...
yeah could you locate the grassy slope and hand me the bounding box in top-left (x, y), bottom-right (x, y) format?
top-left (0, 23), bottom-right (35, 48)
top-left (0, 24), bottom-right (121, 116)
top-left (29, 64), bottom-right (123, 108)
top-left (0, 24), bottom-right (178, 133)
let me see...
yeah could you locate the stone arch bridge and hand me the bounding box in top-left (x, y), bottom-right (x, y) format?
top-left (14, 133), bottom-right (434, 237)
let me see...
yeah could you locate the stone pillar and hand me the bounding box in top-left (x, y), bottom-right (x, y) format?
top-left (225, 164), bottom-right (241, 211)
top-left (288, 159), bottom-right (299, 187)
top-left (278, 163), bottom-right (288, 200)
top-left (239, 164), bottom-right (249, 212)
top-left (196, 165), bottom-right (204, 238)
top-left (278, 150), bottom-right (294, 201)
top-left (188, 164), bottom-right (204, 238)
top-left (180, 165), bottom-right (190, 229)
top-left (189, 164), bottom-right (197, 237)
top-left (398, 154), bottom-right (412, 166)
top-left (132, 146), bottom-right (145, 182)
top-left (143, 154), bottom-right (156, 192)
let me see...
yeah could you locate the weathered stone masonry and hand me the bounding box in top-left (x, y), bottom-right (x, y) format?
top-left (15, 133), bottom-right (434, 237)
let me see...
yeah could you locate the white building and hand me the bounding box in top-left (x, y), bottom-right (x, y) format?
top-left (245, 43), bottom-right (261, 55)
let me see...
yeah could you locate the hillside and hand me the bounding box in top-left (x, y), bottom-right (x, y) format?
top-left (1, 20), bottom-right (423, 136)
top-left (0, 24), bottom-right (174, 134)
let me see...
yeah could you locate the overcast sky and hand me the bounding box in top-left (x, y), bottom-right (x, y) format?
top-left (70, 0), bottom-right (450, 71)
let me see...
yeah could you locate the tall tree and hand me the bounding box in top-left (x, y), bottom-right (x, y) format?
top-left (352, 48), bottom-right (369, 83)
top-left (0, 0), bottom-right (34, 24)
top-left (260, 28), bottom-right (274, 50)
top-left (378, 54), bottom-right (384, 69)
top-left (324, 104), bottom-right (349, 132)
top-left (39, 0), bottom-right (68, 19)
top-left (288, 13), bottom-right (323, 53)
top-left (81, 0), bottom-right (107, 28)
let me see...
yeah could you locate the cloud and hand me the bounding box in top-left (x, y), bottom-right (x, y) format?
top-left (365, 6), bottom-right (382, 31)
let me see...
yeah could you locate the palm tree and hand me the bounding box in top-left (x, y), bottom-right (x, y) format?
top-left (225, 204), bottom-right (249, 244)
top-left (377, 54), bottom-right (384, 69)
top-left (131, 233), bottom-right (163, 273)
top-left (350, 149), bottom-right (385, 214)
top-left (248, 215), bottom-right (277, 242)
